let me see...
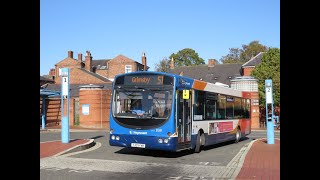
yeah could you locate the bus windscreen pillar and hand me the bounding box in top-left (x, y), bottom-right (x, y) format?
top-left (61, 68), bottom-right (70, 143)
top-left (265, 79), bottom-right (274, 144)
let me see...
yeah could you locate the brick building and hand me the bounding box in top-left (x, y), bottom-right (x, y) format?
top-left (41, 50), bottom-right (149, 128)
top-left (49, 50), bottom-right (149, 84)
top-left (242, 52), bottom-right (265, 76)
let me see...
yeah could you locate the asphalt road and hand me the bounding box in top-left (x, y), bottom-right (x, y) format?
top-left (40, 130), bottom-right (280, 180)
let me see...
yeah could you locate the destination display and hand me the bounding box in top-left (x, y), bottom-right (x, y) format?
top-left (115, 74), bottom-right (174, 85)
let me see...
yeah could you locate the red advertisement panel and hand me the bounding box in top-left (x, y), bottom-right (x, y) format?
top-left (209, 122), bottom-right (234, 134)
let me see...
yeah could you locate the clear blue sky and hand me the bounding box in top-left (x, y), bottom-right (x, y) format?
top-left (40, 0), bottom-right (280, 75)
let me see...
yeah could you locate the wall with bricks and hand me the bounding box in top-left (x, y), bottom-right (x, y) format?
top-left (55, 57), bottom-right (81, 78)
top-left (40, 97), bottom-right (75, 127)
top-left (95, 69), bottom-right (108, 79)
top-left (242, 91), bottom-right (259, 129)
top-left (79, 86), bottom-right (112, 128)
top-left (50, 51), bottom-right (147, 83)
top-left (243, 67), bottom-right (254, 76)
top-left (106, 55), bottom-right (139, 79)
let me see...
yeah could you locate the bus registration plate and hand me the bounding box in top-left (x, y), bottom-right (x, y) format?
top-left (131, 143), bottom-right (145, 148)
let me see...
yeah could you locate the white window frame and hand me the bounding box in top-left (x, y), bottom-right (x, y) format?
top-left (125, 65), bottom-right (132, 73)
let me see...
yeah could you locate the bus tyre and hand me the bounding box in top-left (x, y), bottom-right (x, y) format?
top-left (235, 128), bottom-right (241, 143)
top-left (194, 131), bottom-right (202, 153)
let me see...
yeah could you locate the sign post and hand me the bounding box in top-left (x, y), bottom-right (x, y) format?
top-left (61, 68), bottom-right (70, 143)
top-left (265, 79), bottom-right (274, 144)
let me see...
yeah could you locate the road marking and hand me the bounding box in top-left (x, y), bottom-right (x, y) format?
top-left (40, 139), bottom-right (263, 178)
top-left (199, 162), bottom-right (221, 166)
top-left (40, 166), bottom-right (92, 173)
top-left (68, 169), bottom-right (93, 173)
top-left (41, 157), bottom-right (233, 178)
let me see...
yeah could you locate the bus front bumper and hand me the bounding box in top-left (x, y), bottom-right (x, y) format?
top-left (109, 134), bottom-right (178, 151)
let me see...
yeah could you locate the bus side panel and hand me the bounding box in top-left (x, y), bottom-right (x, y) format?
top-left (204, 133), bottom-right (231, 146)
top-left (192, 119), bottom-right (241, 147)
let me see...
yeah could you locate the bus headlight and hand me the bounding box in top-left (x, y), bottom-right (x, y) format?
top-left (164, 139), bottom-right (169, 143)
top-left (111, 135), bottom-right (115, 140)
top-left (158, 139), bottom-right (163, 143)
top-left (116, 136), bottom-right (120, 140)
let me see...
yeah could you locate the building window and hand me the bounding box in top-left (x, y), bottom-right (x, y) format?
top-left (125, 65), bottom-right (132, 73)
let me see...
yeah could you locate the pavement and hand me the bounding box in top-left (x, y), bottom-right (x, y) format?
top-left (40, 126), bottom-right (280, 179)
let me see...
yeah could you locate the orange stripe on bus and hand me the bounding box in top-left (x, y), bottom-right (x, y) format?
top-left (192, 80), bottom-right (207, 90)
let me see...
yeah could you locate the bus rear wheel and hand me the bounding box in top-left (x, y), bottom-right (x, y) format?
top-left (235, 128), bottom-right (241, 143)
top-left (194, 131), bottom-right (202, 153)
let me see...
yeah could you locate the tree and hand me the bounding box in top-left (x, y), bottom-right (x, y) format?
top-left (251, 48), bottom-right (280, 107)
top-left (155, 58), bottom-right (170, 72)
top-left (169, 48), bottom-right (205, 67)
top-left (220, 40), bottom-right (268, 64)
top-left (240, 41), bottom-right (268, 62)
top-left (220, 48), bottom-right (241, 64)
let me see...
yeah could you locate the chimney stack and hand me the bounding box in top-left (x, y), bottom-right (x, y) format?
top-left (68, 50), bottom-right (73, 59)
top-left (142, 52), bottom-right (147, 71)
top-left (208, 59), bottom-right (216, 67)
top-left (78, 53), bottom-right (82, 62)
top-left (170, 57), bottom-right (175, 69)
top-left (49, 69), bottom-right (55, 76)
top-left (85, 51), bottom-right (92, 72)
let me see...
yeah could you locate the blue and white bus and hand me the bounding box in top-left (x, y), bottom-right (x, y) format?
top-left (109, 71), bottom-right (251, 152)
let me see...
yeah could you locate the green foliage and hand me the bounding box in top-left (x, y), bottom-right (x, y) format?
top-left (169, 48), bottom-right (205, 67)
top-left (240, 41), bottom-right (268, 62)
top-left (220, 48), bottom-right (241, 64)
top-left (155, 58), bottom-right (170, 72)
top-left (211, 59), bottom-right (220, 65)
top-left (251, 48), bottom-right (280, 107)
top-left (220, 41), bottom-right (268, 64)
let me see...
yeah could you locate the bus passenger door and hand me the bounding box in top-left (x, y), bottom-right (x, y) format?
top-left (177, 90), bottom-right (192, 146)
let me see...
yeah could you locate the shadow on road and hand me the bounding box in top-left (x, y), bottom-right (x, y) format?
top-left (114, 137), bottom-right (250, 158)
top-left (89, 135), bottom-right (104, 140)
top-left (202, 137), bottom-right (250, 151)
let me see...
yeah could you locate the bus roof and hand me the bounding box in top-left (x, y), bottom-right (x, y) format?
top-left (114, 71), bottom-right (246, 97)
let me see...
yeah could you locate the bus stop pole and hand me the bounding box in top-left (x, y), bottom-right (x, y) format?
top-left (61, 68), bottom-right (70, 143)
top-left (41, 95), bottom-right (46, 130)
top-left (265, 79), bottom-right (274, 144)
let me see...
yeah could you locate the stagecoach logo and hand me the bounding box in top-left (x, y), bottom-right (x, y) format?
top-left (179, 78), bottom-right (191, 86)
top-left (129, 131), bottom-right (147, 135)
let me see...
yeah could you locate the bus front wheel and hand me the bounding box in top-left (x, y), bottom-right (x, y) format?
top-left (235, 128), bottom-right (241, 143)
top-left (194, 131), bottom-right (202, 153)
